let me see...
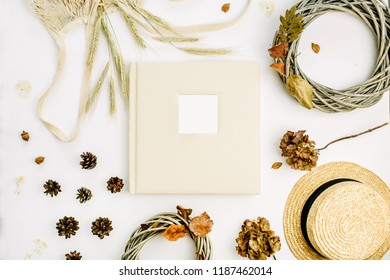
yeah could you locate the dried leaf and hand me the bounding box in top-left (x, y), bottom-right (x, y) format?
top-left (268, 42), bottom-right (288, 59)
top-left (311, 43), bottom-right (320, 54)
top-left (177, 205), bottom-right (192, 221)
top-left (278, 6), bottom-right (304, 44)
top-left (221, 3), bottom-right (231, 13)
top-left (163, 225), bottom-right (189, 241)
top-left (35, 156), bottom-right (45, 165)
top-left (140, 224), bottom-right (149, 231)
top-left (286, 75), bottom-right (313, 109)
top-left (270, 62), bottom-right (286, 76)
top-left (189, 212), bottom-right (214, 237)
top-left (272, 162), bottom-right (283, 169)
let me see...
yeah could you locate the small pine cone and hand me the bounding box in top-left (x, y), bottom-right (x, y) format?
top-left (76, 187), bottom-right (93, 203)
top-left (43, 179), bottom-right (62, 197)
top-left (80, 152), bottom-right (97, 170)
top-left (56, 216), bottom-right (79, 239)
top-left (91, 217), bottom-right (113, 239)
top-left (279, 130), bottom-right (318, 171)
top-left (106, 177), bottom-right (124, 193)
top-left (65, 251), bottom-right (82, 260)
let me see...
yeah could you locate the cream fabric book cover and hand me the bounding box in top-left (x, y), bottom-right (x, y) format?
top-left (129, 61), bottom-right (260, 194)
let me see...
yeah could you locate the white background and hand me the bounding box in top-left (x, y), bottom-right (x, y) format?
top-left (0, 0), bottom-right (389, 260)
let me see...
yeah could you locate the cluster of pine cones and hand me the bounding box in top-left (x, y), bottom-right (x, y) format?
top-left (40, 151), bottom-right (124, 259)
top-left (56, 216), bottom-right (113, 239)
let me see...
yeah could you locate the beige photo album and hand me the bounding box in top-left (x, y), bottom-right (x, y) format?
top-left (129, 61), bottom-right (260, 194)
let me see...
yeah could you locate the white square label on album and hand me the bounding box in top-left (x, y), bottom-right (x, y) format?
top-left (178, 95), bottom-right (218, 134)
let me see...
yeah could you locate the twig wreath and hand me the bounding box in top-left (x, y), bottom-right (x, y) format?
top-left (121, 206), bottom-right (213, 260)
top-left (269, 0), bottom-right (390, 112)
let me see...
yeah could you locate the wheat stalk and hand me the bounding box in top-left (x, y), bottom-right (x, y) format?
top-left (86, 61), bottom-right (110, 112)
top-left (101, 15), bottom-right (127, 103)
top-left (109, 76), bottom-right (116, 115)
top-left (180, 47), bottom-right (231, 56)
top-left (122, 12), bottom-right (146, 48)
top-left (153, 36), bottom-right (199, 43)
top-left (87, 10), bottom-right (102, 66)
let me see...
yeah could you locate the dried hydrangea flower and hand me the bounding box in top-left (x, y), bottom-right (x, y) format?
top-left (279, 130), bottom-right (318, 171)
top-left (163, 225), bottom-right (189, 241)
top-left (189, 212), bottom-right (214, 237)
top-left (236, 217), bottom-right (281, 260)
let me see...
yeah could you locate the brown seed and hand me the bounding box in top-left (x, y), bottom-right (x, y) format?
top-left (272, 162), bottom-right (283, 169)
top-left (21, 131), bottom-right (30, 141)
top-left (35, 156), bottom-right (45, 165)
top-left (311, 43), bottom-right (320, 54)
top-left (221, 3), bottom-right (231, 13)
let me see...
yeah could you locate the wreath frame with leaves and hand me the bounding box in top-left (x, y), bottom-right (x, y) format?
top-left (121, 208), bottom-right (213, 260)
top-left (269, 0), bottom-right (390, 113)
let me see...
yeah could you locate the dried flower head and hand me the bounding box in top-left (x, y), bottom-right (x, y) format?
top-left (279, 130), bottom-right (318, 171)
top-left (163, 224), bottom-right (189, 241)
top-left (259, 0), bottom-right (275, 16)
top-left (236, 217), bottom-right (281, 260)
top-left (15, 80), bottom-right (32, 98)
top-left (65, 251), bottom-right (82, 260)
top-left (189, 212), bottom-right (214, 237)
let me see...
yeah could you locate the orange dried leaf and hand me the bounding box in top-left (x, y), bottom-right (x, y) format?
top-left (268, 42), bottom-right (288, 59)
top-left (272, 162), bottom-right (283, 169)
top-left (270, 62), bottom-right (286, 76)
top-left (189, 212), bottom-right (214, 237)
top-left (311, 43), bottom-right (320, 54)
top-left (163, 225), bottom-right (189, 241)
top-left (221, 3), bottom-right (231, 13)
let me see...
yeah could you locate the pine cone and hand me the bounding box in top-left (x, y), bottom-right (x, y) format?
top-left (279, 130), bottom-right (318, 171)
top-left (65, 251), bottom-right (82, 260)
top-left (43, 179), bottom-right (62, 197)
top-left (91, 217), bottom-right (113, 239)
top-left (80, 152), bottom-right (97, 170)
top-left (56, 216), bottom-right (79, 239)
top-left (106, 177), bottom-right (124, 193)
top-left (76, 187), bottom-right (93, 203)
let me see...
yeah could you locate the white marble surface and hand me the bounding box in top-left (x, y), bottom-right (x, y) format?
top-left (0, 0), bottom-right (389, 260)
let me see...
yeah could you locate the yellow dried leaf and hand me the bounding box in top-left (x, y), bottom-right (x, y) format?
top-left (270, 62), bottom-right (286, 76)
top-left (286, 75), bottom-right (314, 109)
top-left (311, 43), bottom-right (320, 54)
top-left (272, 162), bottom-right (283, 169)
top-left (163, 225), bottom-right (189, 241)
top-left (189, 212), bottom-right (214, 237)
top-left (268, 42), bottom-right (288, 59)
top-left (221, 3), bottom-right (231, 13)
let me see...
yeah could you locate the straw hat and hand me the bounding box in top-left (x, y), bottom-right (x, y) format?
top-left (284, 162), bottom-right (390, 260)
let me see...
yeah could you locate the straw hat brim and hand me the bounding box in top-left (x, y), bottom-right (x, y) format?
top-left (284, 161), bottom-right (390, 260)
